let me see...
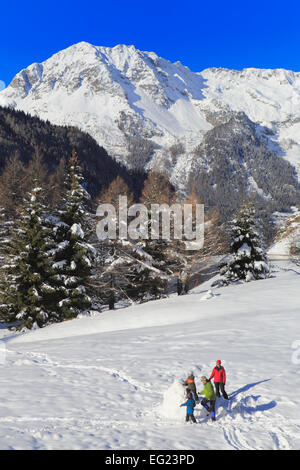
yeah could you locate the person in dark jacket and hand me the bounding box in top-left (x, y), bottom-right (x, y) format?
top-left (183, 372), bottom-right (197, 401)
top-left (180, 392), bottom-right (197, 423)
top-left (209, 360), bottom-right (229, 400)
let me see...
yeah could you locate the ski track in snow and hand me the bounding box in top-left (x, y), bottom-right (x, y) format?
top-left (216, 396), bottom-right (293, 450)
top-left (8, 352), bottom-right (295, 451)
top-left (13, 350), bottom-right (151, 392)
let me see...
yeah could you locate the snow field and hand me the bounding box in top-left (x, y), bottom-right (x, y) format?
top-left (0, 262), bottom-right (299, 449)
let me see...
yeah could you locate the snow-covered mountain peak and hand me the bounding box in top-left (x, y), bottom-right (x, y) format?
top-left (5, 41), bottom-right (197, 107)
top-left (1, 42), bottom-right (300, 208)
top-left (0, 42), bottom-right (212, 150)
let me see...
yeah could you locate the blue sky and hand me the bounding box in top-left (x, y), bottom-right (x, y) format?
top-left (1, 0), bottom-right (300, 87)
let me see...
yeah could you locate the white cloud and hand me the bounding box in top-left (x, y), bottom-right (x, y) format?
top-left (0, 80), bottom-right (6, 91)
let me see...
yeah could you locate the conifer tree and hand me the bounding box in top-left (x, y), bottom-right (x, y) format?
top-left (96, 171), bottom-right (174, 305)
top-left (94, 176), bottom-right (134, 309)
top-left (0, 154), bottom-right (27, 293)
top-left (51, 151), bottom-right (94, 319)
top-left (47, 157), bottom-right (68, 210)
top-left (0, 184), bottom-right (58, 329)
top-left (26, 146), bottom-right (48, 188)
top-left (220, 203), bottom-right (269, 283)
top-left (134, 172), bottom-right (175, 300)
top-left (0, 152), bottom-right (27, 218)
top-left (168, 189), bottom-right (227, 294)
top-left (169, 189), bottom-right (201, 295)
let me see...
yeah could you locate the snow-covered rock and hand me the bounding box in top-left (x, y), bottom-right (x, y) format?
top-left (200, 289), bottom-right (214, 300)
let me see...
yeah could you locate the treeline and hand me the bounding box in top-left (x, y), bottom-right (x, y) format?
top-left (1, 106), bottom-right (295, 331)
top-left (0, 105), bottom-right (145, 199)
top-left (0, 151), bottom-right (227, 330)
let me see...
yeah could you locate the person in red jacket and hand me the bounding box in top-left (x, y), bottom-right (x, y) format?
top-left (209, 360), bottom-right (229, 400)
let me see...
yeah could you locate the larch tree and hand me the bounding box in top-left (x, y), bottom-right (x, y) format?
top-left (134, 171), bottom-right (175, 300)
top-left (94, 176), bottom-right (135, 309)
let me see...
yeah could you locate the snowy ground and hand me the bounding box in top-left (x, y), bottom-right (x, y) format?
top-left (0, 261), bottom-right (299, 450)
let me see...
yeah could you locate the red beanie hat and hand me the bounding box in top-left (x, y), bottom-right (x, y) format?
top-left (216, 360), bottom-right (221, 364)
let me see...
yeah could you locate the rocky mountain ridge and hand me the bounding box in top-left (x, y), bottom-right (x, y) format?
top-left (1, 42), bottom-right (299, 233)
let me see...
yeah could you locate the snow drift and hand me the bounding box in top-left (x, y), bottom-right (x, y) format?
top-left (159, 380), bottom-right (187, 422)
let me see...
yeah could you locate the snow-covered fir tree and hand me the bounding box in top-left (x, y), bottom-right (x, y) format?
top-left (94, 238), bottom-right (162, 308)
top-left (0, 154), bottom-right (27, 288)
top-left (120, 240), bottom-right (169, 302)
top-left (0, 184), bottom-right (58, 329)
top-left (94, 174), bottom-right (170, 307)
top-left (219, 203), bottom-right (269, 284)
top-left (51, 151), bottom-right (95, 319)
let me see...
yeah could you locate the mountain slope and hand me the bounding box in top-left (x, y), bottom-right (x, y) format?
top-left (1, 42), bottom-right (300, 166)
top-left (187, 112), bottom-right (300, 223)
top-left (1, 42), bottom-right (300, 222)
top-left (0, 105), bottom-right (142, 197)
top-left (268, 208), bottom-right (300, 257)
top-left (0, 262), bottom-right (299, 449)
